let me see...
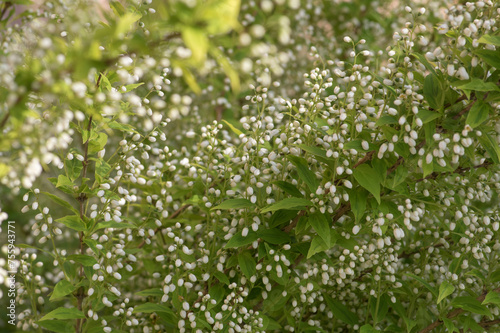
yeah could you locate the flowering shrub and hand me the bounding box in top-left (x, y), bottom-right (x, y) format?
top-left (1, 0), bottom-right (500, 332)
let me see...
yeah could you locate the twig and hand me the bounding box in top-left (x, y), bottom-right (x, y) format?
top-left (418, 286), bottom-right (500, 333)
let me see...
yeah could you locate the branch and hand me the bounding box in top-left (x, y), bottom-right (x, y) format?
top-left (418, 286), bottom-right (500, 333)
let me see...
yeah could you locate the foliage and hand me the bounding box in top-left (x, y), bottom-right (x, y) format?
top-left (0, 0), bottom-right (500, 332)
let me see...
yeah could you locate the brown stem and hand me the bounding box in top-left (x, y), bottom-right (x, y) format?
top-left (418, 286), bottom-right (500, 333)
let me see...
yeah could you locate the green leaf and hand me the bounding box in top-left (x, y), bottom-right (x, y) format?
top-left (56, 175), bottom-right (74, 188)
top-left (417, 109), bottom-right (442, 124)
top-left (212, 199), bottom-right (254, 210)
top-left (115, 12), bottom-right (141, 38)
top-left (482, 291), bottom-right (500, 306)
top-left (225, 230), bottom-right (259, 249)
top-left (392, 165), bottom-right (408, 188)
top-left (182, 27), bottom-right (208, 64)
top-left (261, 197), bottom-right (313, 213)
top-left (423, 73), bottom-right (444, 110)
top-left (123, 82), bottom-right (144, 92)
top-left (437, 280), bottom-right (455, 304)
top-left (42, 192), bottom-right (78, 214)
top-left (201, 0), bottom-right (240, 34)
top-left (352, 164), bottom-right (381, 204)
top-left (272, 181), bottom-right (303, 198)
top-left (287, 155), bottom-right (319, 192)
top-left (55, 215), bottom-right (87, 232)
top-left (454, 79), bottom-right (500, 92)
top-left (323, 294), bottom-right (359, 325)
top-left (37, 320), bottom-right (74, 333)
top-left (478, 34), bottom-right (500, 46)
top-left (360, 324), bottom-right (380, 333)
top-left (135, 288), bottom-right (163, 297)
top-left (306, 236), bottom-right (329, 258)
top-left (89, 132), bottom-right (108, 154)
top-left (107, 120), bottom-right (137, 133)
top-left (297, 144), bottom-right (328, 158)
top-left (405, 273), bottom-right (438, 298)
top-left (221, 119), bottom-right (243, 136)
top-left (370, 294), bottom-right (390, 323)
top-left (350, 188), bottom-right (368, 222)
top-left (238, 251), bottom-right (256, 278)
top-left (474, 49), bottom-right (500, 69)
top-left (466, 101), bottom-right (491, 128)
top-left (258, 228), bottom-right (291, 244)
top-left (40, 307), bottom-right (85, 321)
top-left (478, 133), bottom-right (500, 164)
top-left (423, 157), bottom-right (434, 178)
top-left (66, 255), bottom-right (97, 266)
top-left (442, 318), bottom-right (458, 333)
top-left (50, 280), bottom-right (76, 301)
top-left (214, 271), bottom-right (230, 285)
top-left (133, 303), bottom-right (174, 314)
top-left (376, 115), bottom-right (398, 126)
top-left (308, 212), bottom-right (331, 245)
top-left (451, 296), bottom-right (492, 316)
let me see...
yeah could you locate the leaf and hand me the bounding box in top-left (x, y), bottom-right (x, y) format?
top-left (133, 303), bottom-right (174, 314)
top-left (482, 291), bottom-right (500, 306)
top-left (66, 255), bottom-right (97, 266)
top-left (37, 320), bottom-right (74, 333)
top-left (352, 164), bottom-right (381, 204)
top-left (478, 34), bottom-right (500, 46)
top-left (182, 27), bottom-right (208, 64)
top-left (287, 155), bottom-right (319, 192)
top-left (376, 115), bottom-right (398, 126)
top-left (323, 294), bottom-right (359, 325)
top-left (212, 199), bottom-right (254, 210)
top-left (474, 49), bottom-right (500, 69)
top-left (238, 251), bottom-right (256, 278)
top-left (466, 100), bottom-right (491, 128)
top-left (123, 82), bottom-right (144, 92)
top-left (405, 273), bottom-right (438, 298)
top-left (201, 0), bottom-right (240, 34)
top-left (261, 197), bottom-right (313, 213)
top-left (442, 318), bottom-right (458, 333)
top-left (370, 294), bottom-right (390, 323)
top-left (454, 79), bottom-right (500, 92)
top-left (56, 175), bottom-right (73, 188)
top-left (272, 181), bottom-right (303, 198)
top-left (437, 281), bottom-right (455, 304)
top-left (50, 280), bottom-right (76, 301)
top-left (89, 132), bottom-right (108, 154)
top-left (451, 296), bottom-right (491, 316)
top-left (308, 212), bottom-right (331, 245)
top-left (39, 307), bottom-right (85, 321)
top-left (423, 73), bottom-right (444, 110)
top-left (135, 288), bottom-right (163, 297)
top-left (360, 324), bottom-right (380, 333)
top-left (107, 120), bottom-right (137, 133)
top-left (55, 215), bottom-right (87, 232)
top-left (221, 119), bottom-right (243, 136)
top-left (258, 228), bottom-right (291, 244)
top-left (224, 230), bottom-right (259, 248)
top-left (42, 192), bottom-right (78, 214)
top-left (214, 271), bottom-right (230, 285)
top-left (306, 236), bottom-right (329, 259)
top-left (350, 188), bottom-right (368, 222)
top-left (478, 133), bottom-right (500, 164)
top-left (392, 166), bottom-right (408, 188)
top-left (417, 109), bottom-right (442, 124)
top-left (297, 144), bottom-right (328, 158)
top-left (269, 210), bottom-right (299, 228)
top-left (115, 12), bottom-right (141, 38)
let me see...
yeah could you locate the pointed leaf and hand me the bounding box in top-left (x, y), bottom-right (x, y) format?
top-left (308, 212), bottom-right (330, 245)
top-left (307, 236), bottom-right (329, 258)
top-left (39, 307), bottom-right (85, 321)
top-left (423, 73), bottom-right (444, 110)
top-left (225, 230), bottom-right (258, 249)
top-left (287, 155), bottom-right (319, 192)
top-left (50, 280), bottom-right (76, 301)
top-left (323, 294), bottom-right (359, 325)
top-left (261, 197), bottom-right (313, 213)
top-left (352, 164), bottom-right (381, 203)
top-left (258, 228), bottom-right (291, 244)
top-left (238, 251), bottom-right (256, 278)
top-left (437, 280), bottom-right (455, 304)
top-left (133, 303), bottom-right (174, 314)
top-left (55, 215), bottom-right (87, 232)
top-left (212, 199), bottom-right (254, 210)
